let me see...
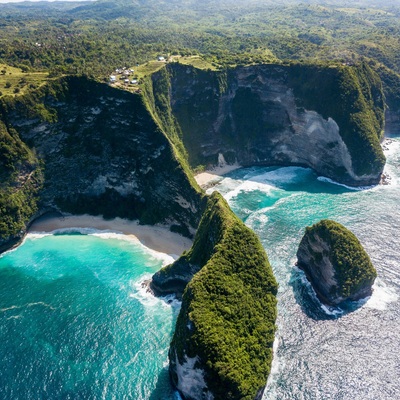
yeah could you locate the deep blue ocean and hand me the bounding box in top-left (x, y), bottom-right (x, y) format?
top-left (0, 136), bottom-right (399, 399)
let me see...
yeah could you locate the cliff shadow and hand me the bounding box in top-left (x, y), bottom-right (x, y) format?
top-left (148, 366), bottom-right (182, 400)
top-left (289, 265), bottom-right (366, 320)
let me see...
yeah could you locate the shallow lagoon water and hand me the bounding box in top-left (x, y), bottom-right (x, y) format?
top-left (1, 137), bottom-right (399, 399)
top-left (0, 231), bottom-right (181, 399)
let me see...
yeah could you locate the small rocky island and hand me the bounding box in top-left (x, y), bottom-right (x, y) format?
top-left (297, 220), bottom-right (377, 306)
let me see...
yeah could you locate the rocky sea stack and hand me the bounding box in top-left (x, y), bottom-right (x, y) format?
top-left (297, 219), bottom-right (377, 306)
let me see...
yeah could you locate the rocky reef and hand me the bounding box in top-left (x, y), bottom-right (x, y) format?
top-left (161, 192), bottom-right (278, 400)
top-left (296, 219), bottom-right (377, 306)
top-left (149, 61), bottom-right (385, 186)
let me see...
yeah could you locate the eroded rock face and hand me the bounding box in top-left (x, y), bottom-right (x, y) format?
top-left (170, 351), bottom-right (214, 400)
top-left (158, 62), bottom-right (385, 186)
top-left (296, 219), bottom-right (377, 306)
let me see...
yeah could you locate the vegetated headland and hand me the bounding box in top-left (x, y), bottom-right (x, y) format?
top-left (0, 0), bottom-right (399, 399)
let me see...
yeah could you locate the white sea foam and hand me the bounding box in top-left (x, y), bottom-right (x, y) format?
top-left (263, 334), bottom-right (285, 400)
top-left (129, 274), bottom-right (182, 309)
top-left (246, 211), bottom-right (269, 227)
top-left (91, 231), bottom-right (176, 265)
top-left (225, 180), bottom-right (276, 202)
top-left (363, 278), bottom-right (398, 311)
top-left (319, 303), bottom-right (344, 317)
top-left (209, 167), bottom-right (308, 204)
top-left (206, 177), bottom-right (245, 196)
top-left (298, 271), bottom-right (344, 317)
top-left (382, 137), bottom-right (400, 157)
top-left (130, 274), bottom-right (161, 307)
top-left (317, 176), bottom-right (375, 191)
top-left (26, 232), bottom-right (52, 240)
top-left (247, 166), bottom-right (309, 184)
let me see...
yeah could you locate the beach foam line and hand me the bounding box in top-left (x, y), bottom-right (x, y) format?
top-left (221, 179), bottom-right (276, 202)
top-left (27, 228), bottom-right (176, 265)
top-left (28, 214), bottom-right (192, 257)
top-left (317, 176), bottom-right (375, 191)
top-left (244, 166), bottom-right (310, 185)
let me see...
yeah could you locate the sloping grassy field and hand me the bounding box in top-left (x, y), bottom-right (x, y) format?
top-left (0, 64), bottom-right (48, 98)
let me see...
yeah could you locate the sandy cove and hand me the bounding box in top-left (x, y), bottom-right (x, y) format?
top-left (27, 164), bottom-right (241, 257)
top-left (29, 214), bottom-right (192, 258)
top-left (194, 163), bottom-right (241, 188)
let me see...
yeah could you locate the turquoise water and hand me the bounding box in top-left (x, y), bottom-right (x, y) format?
top-left (209, 136), bottom-right (400, 399)
top-left (1, 136), bottom-right (399, 399)
top-left (0, 231), bottom-right (181, 399)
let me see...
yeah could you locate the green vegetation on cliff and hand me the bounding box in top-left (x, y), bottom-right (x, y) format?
top-left (148, 61), bottom-right (385, 184)
top-left (141, 67), bottom-right (202, 193)
top-left (300, 219), bottom-right (377, 300)
top-left (169, 192), bottom-right (278, 400)
top-left (0, 119), bottom-right (43, 247)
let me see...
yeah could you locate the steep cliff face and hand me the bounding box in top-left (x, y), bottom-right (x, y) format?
top-left (297, 219), bottom-right (377, 306)
top-left (0, 76), bottom-right (203, 248)
top-left (151, 188), bottom-right (228, 297)
top-left (164, 192), bottom-right (278, 400)
top-left (152, 62), bottom-right (385, 186)
top-left (0, 118), bottom-right (43, 251)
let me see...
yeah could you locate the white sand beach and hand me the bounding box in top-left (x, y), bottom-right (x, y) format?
top-left (195, 163), bottom-right (241, 188)
top-left (29, 214), bottom-right (193, 257)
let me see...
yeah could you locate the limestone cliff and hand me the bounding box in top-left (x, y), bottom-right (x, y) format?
top-left (296, 219), bottom-right (377, 306)
top-left (149, 61), bottom-right (385, 186)
top-left (151, 188), bottom-right (228, 297)
top-left (165, 192), bottom-right (278, 400)
top-left (0, 76), bottom-right (203, 250)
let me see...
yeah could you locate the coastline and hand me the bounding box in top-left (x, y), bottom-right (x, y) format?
top-left (194, 163), bottom-right (241, 188)
top-left (28, 214), bottom-right (193, 257)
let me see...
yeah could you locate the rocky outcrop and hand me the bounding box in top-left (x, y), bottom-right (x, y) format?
top-left (0, 61), bottom-right (387, 252)
top-left (151, 189), bottom-right (228, 298)
top-left (151, 61), bottom-right (385, 186)
top-left (296, 219), bottom-right (377, 306)
top-left (154, 192), bottom-right (278, 400)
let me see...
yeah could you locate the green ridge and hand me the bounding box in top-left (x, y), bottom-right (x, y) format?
top-left (169, 192), bottom-right (278, 400)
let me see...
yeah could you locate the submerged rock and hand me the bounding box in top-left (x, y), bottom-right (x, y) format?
top-left (296, 219), bottom-right (377, 306)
